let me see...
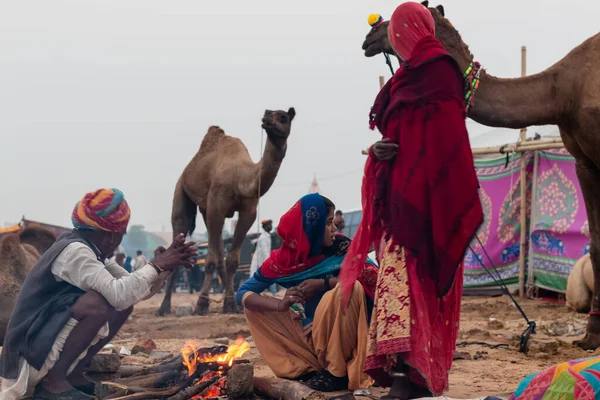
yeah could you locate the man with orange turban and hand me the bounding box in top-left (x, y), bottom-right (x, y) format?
top-left (0, 189), bottom-right (198, 400)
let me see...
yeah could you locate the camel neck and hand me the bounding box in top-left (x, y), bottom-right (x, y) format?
top-left (247, 139), bottom-right (287, 198)
top-left (436, 20), bottom-right (566, 129)
top-left (468, 69), bottom-right (563, 128)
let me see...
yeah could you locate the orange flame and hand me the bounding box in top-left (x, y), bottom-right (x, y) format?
top-left (181, 337), bottom-right (251, 376)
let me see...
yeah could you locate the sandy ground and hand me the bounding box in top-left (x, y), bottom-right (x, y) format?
top-left (111, 292), bottom-right (600, 399)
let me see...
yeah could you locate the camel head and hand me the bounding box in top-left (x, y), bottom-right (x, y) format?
top-left (261, 108), bottom-right (296, 149)
top-left (362, 1), bottom-right (446, 59)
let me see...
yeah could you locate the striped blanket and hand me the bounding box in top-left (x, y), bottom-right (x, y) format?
top-left (510, 356), bottom-right (600, 399)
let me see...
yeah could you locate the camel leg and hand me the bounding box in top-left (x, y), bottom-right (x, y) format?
top-left (156, 272), bottom-right (178, 317)
top-left (223, 209), bottom-right (257, 314)
top-left (574, 160), bottom-right (600, 350)
top-left (195, 209), bottom-right (225, 316)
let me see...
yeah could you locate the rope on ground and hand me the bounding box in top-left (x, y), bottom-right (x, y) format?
top-left (456, 341), bottom-right (509, 350)
top-left (470, 235), bottom-right (536, 354)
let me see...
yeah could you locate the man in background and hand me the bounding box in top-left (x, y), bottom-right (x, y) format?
top-left (132, 250), bottom-right (148, 272)
top-left (334, 210), bottom-right (345, 234)
top-left (250, 219), bottom-right (277, 295)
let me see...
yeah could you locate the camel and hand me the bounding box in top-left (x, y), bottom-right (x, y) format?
top-left (0, 227), bottom-right (57, 344)
top-left (156, 108), bottom-right (296, 316)
top-left (566, 253), bottom-right (595, 313)
top-left (362, 2), bottom-right (600, 349)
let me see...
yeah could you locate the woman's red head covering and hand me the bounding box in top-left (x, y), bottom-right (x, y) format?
top-left (260, 193), bottom-right (328, 279)
top-left (389, 1), bottom-right (435, 61)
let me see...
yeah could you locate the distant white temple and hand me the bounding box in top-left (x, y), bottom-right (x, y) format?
top-left (307, 173), bottom-right (321, 194)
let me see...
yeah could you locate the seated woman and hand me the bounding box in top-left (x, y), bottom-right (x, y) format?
top-left (235, 193), bottom-right (378, 392)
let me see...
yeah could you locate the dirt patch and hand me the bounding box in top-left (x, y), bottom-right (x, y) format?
top-left (2, 293), bottom-right (597, 398)
top-left (120, 293), bottom-right (600, 398)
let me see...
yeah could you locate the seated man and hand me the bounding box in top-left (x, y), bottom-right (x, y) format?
top-left (0, 188), bottom-right (197, 400)
top-left (235, 193), bottom-right (378, 392)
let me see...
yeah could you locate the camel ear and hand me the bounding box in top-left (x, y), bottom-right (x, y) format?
top-left (421, 0), bottom-right (429, 7)
top-left (287, 107), bottom-right (296, 121)
top-left (436, 5), bottom-right (445, 16)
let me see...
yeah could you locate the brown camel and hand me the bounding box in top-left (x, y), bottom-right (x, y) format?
top-left (362, 2), bottom-right (600, 350)
top-left (0, 227), bottom-right (57, 344)
top-left (566, 253), bottom-right (594, 313)
top-left (156, 108), bottom-right (296, 316)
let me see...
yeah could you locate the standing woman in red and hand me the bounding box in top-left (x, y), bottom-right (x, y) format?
top-left (341, 2), bottom-right (483, 399)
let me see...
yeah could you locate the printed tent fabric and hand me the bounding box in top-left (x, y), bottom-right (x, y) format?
top-left (463, 154), bottom-right (533, 288)
top-left (510, 356), bottom-right (600, 400)
top-left (530, 149), bottom-right (589, 292)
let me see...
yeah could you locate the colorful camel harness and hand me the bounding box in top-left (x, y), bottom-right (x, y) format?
top-left (463, 61), bottom-right (482, 113)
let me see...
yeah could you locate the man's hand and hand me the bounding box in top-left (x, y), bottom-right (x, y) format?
top-left (279, 287), bottom-right (305, 312)
top-left (372, 138), bottom-right (398, 161)
top-left (299, 279), bottom-right (325, 301)
top-left (152, 234), bottom-right (198, 271)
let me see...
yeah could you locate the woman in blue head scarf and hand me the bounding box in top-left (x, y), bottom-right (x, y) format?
top-left (235, 193), bottom-right (378, 392)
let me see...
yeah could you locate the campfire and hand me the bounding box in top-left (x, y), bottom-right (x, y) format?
top-left (94, 337), bottom-right (329, 400)
top-left (96, 338), bottom-right (252, 400)
top-left (182, 337), bottom-right (251, 375)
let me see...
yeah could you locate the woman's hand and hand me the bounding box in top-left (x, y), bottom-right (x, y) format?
top-left (372, 139), bottom-right (398, 161)
top-left (299, 279), bottom-right (326, 301)
top-left (279, 287), bottom-right (305, 311)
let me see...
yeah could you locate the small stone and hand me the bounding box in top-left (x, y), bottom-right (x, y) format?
top-left (465, 328), bottom-right (491, 338)
top-left (453, 351), bottom-right (472, 361)
top-left (488, 318), bottom-right (505, 330)
top-left (214, 337), bottom-right (230, 345)
top-left (535, 353), bottom-right (550, 360)
top-left (89, 353), bottom-right (121, 373)
top-left (131, 338), bottom-right (157, 355)
top-left (175, 303), bottom-right (194, 317)
top-left (226, 363), bottom-right (254, 399)
top-left (538, 341), bottom-right (560, 355)
top-left (119, 347), bottom-right (131, 356)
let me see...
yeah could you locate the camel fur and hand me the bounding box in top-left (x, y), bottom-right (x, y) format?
top-left (362, 1), bottom-right (600, 349)
top-left (566, 254), bottom-right (595, 313)
top-left (157, 108), bottom-right (296, 316)
top-left (0, 227), bottom-right (57, 344)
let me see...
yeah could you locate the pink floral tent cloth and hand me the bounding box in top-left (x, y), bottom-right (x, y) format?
top-left (465, 149), bottom-right (588, 292)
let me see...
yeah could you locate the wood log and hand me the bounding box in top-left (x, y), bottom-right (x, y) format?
top-left (96, 370), bottom-right (182, 398)
top-left (253, 376), bottom-right (327, 400)
top-left (165, 376), bottom-right (219, 400)
top-left (104, 361), bottom-right (232, 400)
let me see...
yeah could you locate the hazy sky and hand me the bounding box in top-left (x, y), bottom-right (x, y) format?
top-left (2, 0), bottom-right (598, 235)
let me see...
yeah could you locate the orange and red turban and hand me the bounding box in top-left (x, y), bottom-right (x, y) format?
top-left (72, 188), bottom-right (131, 233)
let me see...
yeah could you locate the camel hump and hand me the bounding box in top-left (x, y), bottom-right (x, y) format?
top-left (199, 125), bottom-right (227, 151)
top-left (19, 227), bottom-right (56, 255)
top-left (1, 234), bottom-right (21, 258)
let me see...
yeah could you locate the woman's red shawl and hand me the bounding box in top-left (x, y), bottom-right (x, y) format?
top-left (341, 36), bottom-right (483, 305)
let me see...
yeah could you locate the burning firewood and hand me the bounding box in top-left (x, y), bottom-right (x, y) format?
top-left (97, 339), bottom-right (252, 400)
top-left (165, 376), bottom-right (220, 400)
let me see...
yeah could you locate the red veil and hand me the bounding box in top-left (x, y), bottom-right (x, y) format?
top-left (341, 34), bottom-right (483, 305)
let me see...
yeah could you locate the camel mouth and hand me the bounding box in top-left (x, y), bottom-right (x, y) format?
top-left (363, 41), bottom-right (381, 57)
